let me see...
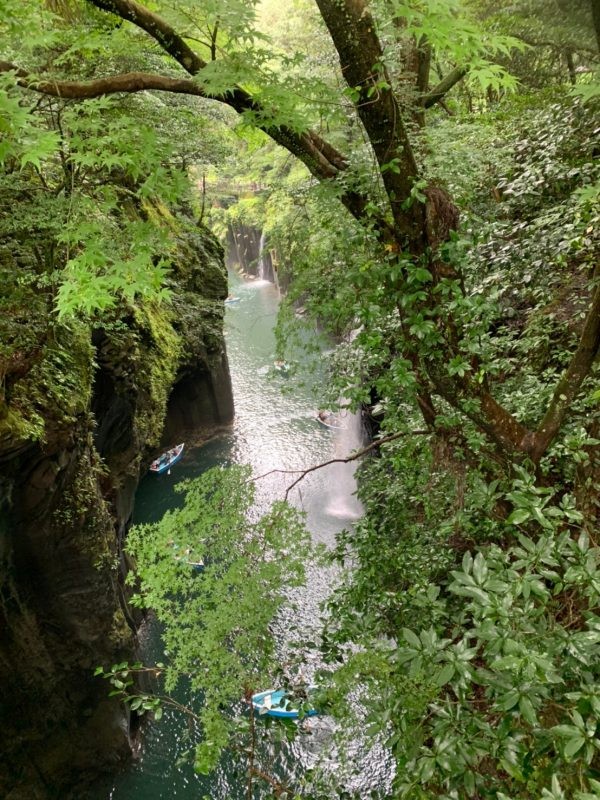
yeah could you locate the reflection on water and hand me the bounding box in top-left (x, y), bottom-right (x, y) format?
top-left (90, 277), bottom-right (390, 800)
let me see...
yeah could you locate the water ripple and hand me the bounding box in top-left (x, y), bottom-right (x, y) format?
top-left (89, 278), bottom-right (391, 800)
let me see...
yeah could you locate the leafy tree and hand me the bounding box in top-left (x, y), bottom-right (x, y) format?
top-left (100, 466), bottom-right (310, 780)
top-left (3, 0), bottom-right (600, 797)
top-left (2, 0), bottom-right (590, 467)
top-left (467, 0), bottom-right (598, 89)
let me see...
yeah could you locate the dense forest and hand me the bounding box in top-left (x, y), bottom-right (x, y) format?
top-left (1, 0), bottom-right (599, 798)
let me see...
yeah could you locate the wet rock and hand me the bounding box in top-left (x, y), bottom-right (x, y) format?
top-left (0, 216), bottom-right (234, 798)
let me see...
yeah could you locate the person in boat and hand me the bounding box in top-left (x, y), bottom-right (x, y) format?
top-left (318, 410), bottom-right (330, 423)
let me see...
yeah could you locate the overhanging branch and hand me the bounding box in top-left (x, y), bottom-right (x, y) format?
top-left (251, 430), bottom-right (430, 499)
top-left (0, 61), bottom-right (209, 99)
top-left (83, 0), bottom-right (367, 214)
top-left (89, 0), bottom-right (206, 73)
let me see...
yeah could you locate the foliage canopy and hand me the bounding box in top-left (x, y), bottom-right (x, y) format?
top-left (2, 0), bottom-right (600, 797)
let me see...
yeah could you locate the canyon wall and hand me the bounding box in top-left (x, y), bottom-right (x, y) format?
top-left (0, 212), bottom-right (233, 799)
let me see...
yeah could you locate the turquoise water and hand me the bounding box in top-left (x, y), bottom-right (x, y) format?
top-left (90, 276), bottom-right (383, 800)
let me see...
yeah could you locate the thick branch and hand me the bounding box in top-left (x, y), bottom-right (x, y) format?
top-left (421, 66), bottom-right (468, 109)
top-left (89, 0), bottom-right (206, 73)
top-left (84, 1), bottom-right (368, 215)
top-left (0, 61), bottom-right (210, 99)
top-left (2, 55), bottom-right (363, 215)
top-left (526, 278), bottom-right (600, 462)
top-left (428, 366), bottom-right (533, 456)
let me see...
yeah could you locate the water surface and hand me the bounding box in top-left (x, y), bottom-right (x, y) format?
top-left (91, 277), bottom-right (385, 799)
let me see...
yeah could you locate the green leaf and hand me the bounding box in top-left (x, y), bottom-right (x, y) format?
top-left (519, 695), bottom-right (537, 725)
top-left (496, 689), bottom-right (519, 711)
top-left (564, 736), bottom-right (585, 758)
top-left (472, 552), bottom-right (488, 585)
top-left (402, 628), bottom-right (421, 649)
top-left (433, 663), bottom-right (454, 687)
top-left (507, 508), bottom-right (530, 525)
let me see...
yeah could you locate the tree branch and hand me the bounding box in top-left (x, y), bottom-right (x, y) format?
top-left (84, 0), bottom-right (371, 219)
top-left (526, 274), bottom-right (600, 462)
top-left (251, 430), bottom-right (430, 499)
top-left (421, 66), bottom-right (468, 109)
top-left (88, 0), bottom-right (206, 73)
top-left (283, 429), bottom-right (430, 498)
top-left (0, 61), bottom-right (210, 99)
top-left (427, 366), bottom-right (533, 457)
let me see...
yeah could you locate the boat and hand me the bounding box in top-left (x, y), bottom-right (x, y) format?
top-left (316, 411), bottom-right (346, 430)
top-left (169, 541), bottom-right (204, 572)
top-left (225, 295), bottom-right (240, 305)
top-left (149, 443), bottom-right (184, 474)
top-left (177, 555), bottom-right (205, 572)
top-left (251, 688), bottom-right (318, 719)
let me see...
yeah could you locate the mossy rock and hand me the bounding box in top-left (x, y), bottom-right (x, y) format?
top-left (131, 302), bottom-right (182, 451)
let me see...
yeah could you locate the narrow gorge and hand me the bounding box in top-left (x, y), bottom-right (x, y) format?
top-left (0, 209), bottom-right (233, 799)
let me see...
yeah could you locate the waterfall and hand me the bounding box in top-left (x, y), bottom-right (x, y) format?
top-left (258, 230), bottom-right (268, 280)
top-left (225, 223), bottom-right (276, 282)
top-left (325, 409), bottom-right (364, 520)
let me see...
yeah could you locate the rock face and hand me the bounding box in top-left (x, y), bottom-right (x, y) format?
top-left (0, 215), bottom-right (233, 799)
top-left (225, 222), bottom-right (276, 283)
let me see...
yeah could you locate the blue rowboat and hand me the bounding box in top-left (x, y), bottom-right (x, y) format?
top-left (149, 443), bottom-right (185, 474)
top-left (251, 688), bottom-right (318, 719)
top-left (225, 295), bottom-right (240, 305)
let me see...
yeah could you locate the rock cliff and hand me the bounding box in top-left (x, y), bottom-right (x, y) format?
top-left (0, 210), bottom-right (233, 799)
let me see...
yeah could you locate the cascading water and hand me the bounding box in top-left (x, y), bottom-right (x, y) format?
top-left (258, 230), bottom-right (267, 280)
top-left (325, 409), bottom-right (365, 519)
top-left (257, 230), bottom-right (277, 285)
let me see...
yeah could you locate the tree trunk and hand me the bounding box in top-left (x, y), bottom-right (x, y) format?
top-left (315, 0), bottom-right (426, 248)
top-left (592, 0), bottom-right (600, 53)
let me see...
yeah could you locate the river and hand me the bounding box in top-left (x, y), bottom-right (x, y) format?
top-left (90, 275), bottom-right (388, 799)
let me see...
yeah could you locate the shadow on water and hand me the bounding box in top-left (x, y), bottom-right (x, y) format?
top-left (89, 276), bottom-right (391, 799)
